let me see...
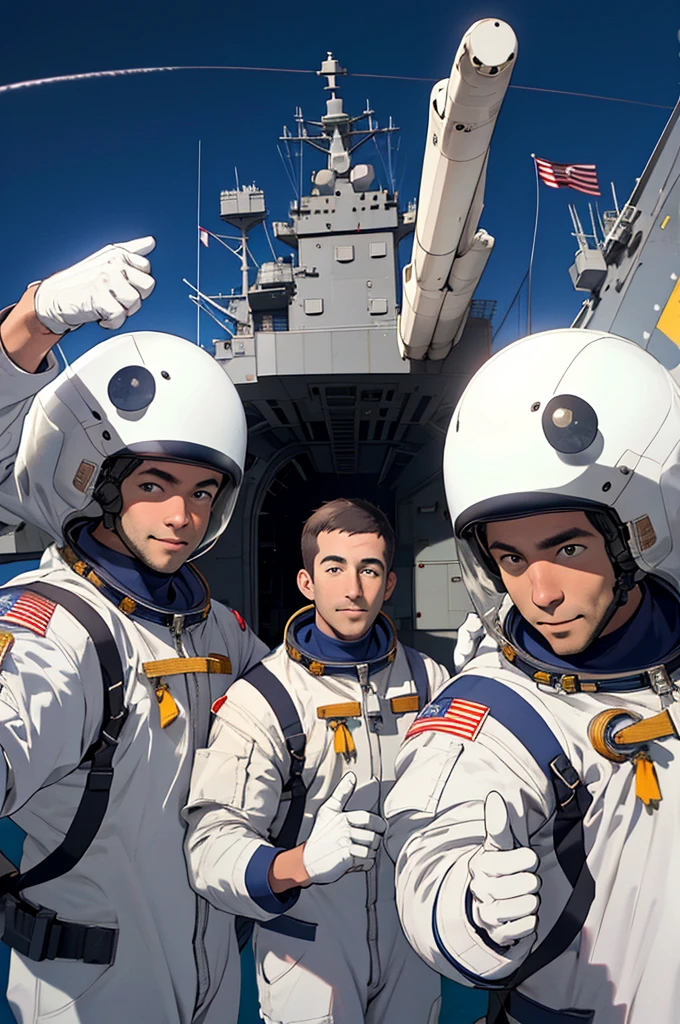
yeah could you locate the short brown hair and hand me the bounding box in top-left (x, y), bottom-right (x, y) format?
top-left (301, 498), bottom-right (396, 576)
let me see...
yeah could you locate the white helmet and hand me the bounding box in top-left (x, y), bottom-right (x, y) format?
top-left (14, 331), bottom-right (247, 558)
top-left (444, 328), bottom-right (680, 636)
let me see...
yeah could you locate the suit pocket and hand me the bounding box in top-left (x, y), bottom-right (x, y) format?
top-left (190, 744), bottom-right (255, 810)
top-left (388, 732), bottom-right (462, 815)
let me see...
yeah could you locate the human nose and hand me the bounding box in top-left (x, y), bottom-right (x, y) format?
top-left (163, 495), bottom-right (190, 529)
top-left (345, 571), bottom-right (363, 601)
top-left (527, 561), bottom-right (565, 613)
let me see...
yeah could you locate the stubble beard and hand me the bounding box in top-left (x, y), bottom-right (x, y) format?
top-left (115, 523), bottom-right (183, 575)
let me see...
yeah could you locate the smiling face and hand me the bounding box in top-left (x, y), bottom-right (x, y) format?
top-left (297, 529), bottom-right (397, 642)
top-left (92, 459), bottom-right (222, 573)
top-left (484, 510), bottom-right (640, 656)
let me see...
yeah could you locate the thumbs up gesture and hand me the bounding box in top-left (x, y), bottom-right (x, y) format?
top-left (468, 791), bottom-right (540, 949)
top-left (302, 772), bottom-right (387, 885)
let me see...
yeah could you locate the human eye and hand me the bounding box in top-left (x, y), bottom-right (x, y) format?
top-left (361, 567), bottom-right (379, 577)
top-left (193, 489), bottom-right (213, 501)
top-left (139, 481), bottom-right (161, 494)
top-left (559, 543), bottom-right (585, 559)
top-left (498, 553), bottom-right (526, 575)
top-left (326, 565), bottom-right (341, 574)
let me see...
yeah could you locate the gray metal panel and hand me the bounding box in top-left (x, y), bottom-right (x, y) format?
top-left (574, 100), bottom-right (680, 382)
top-left (257, 333), bottom-right (278, 376)
top-left (368, 329), bottom-right (409, 373)
top-left (302, 332), bottom-right (334, 374)
top-left (331, 330), bottom-right (369, 373)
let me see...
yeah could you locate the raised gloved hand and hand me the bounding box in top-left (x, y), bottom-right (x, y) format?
top-left (34, 236), bottom-right (156, 334)
top-left (453, 612), bottom-right (486, 673)
top-left (468, 791), bottom-right (540, 952)
top-left (302, 772), bottom-right (386, 885)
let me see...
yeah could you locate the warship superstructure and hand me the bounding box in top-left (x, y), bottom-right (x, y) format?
top-left (190, 20), bottom-right (517, 659)
top-left (569, 99), bottom-right (680, 372)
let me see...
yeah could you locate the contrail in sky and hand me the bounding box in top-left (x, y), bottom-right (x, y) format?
top-left (0, 64), bottom-right (674, 111)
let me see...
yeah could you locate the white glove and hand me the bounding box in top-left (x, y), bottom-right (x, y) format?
top-left (34, 236), bottom-right (156, 334)
top-left (468, 791), bottom-right (540, 951)
top-left (302, 772), bottom-right (386, 885)
top-left (454, 612), bottom-right (486, 673)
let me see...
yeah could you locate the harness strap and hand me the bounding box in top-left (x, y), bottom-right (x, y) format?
top-left (0, 581), bottom-right (127, 964)
top-left (429, 675), bottom-right (594, 1020)
top-left (234, 661), bottom-right (308, 953)
top-left (402, 645), bottom-right (429, 709)
top-left (0, 582), bottom-right (127, 896)
top-left (240, 662), bottom-right (307, 851)
top-left (488, 988), bottom-right (594, 1024)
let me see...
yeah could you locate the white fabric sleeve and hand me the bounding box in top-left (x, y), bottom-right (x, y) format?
top-left (183, 678), bottom-right (299, 920)
top-left (385, 725), bottom-right (550, 985)
top-left (0, 307), bottom-right (59, 524)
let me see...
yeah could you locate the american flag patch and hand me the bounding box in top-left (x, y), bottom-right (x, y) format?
top-left (405, 696), bottom-right (489, 742)
top-left (0, 590), bottom-right (57, 637)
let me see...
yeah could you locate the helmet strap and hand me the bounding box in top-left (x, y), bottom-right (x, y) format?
top-left (93, 456), bottom-right (143, 532)
top-left (581, 510), bottom-right (639, 644)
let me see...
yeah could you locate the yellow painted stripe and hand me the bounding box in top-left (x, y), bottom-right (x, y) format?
top-left (657, 278), bottom-right (680, 348)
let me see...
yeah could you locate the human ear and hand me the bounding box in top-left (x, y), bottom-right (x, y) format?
top-left (297, 568), bottom-right (315, 600)
top-left (384, 571), bottom-right (397, 601)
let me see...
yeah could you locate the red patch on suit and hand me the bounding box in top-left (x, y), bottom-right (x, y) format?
top-left (211, 694), bottom-right (228, 714)
top-left (230, 608), bottom-right (247, 631)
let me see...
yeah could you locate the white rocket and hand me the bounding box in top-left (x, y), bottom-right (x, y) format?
top-left (398, 19), bottom-right (517, 360)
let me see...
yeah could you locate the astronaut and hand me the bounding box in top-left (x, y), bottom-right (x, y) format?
top-left (184, 498), bottom-right (449, 1024)
top-left (0, 240), bottom-right (267, 1023)
top-left (385, 328), bottom-right (680, 1024)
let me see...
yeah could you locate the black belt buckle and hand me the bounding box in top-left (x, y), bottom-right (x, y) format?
top-left (82, 925), bottom-right (118, 965)
top-left (550, 753), bottom-right (581, 808)
top-left (2, 896), bottom-right (58, 962)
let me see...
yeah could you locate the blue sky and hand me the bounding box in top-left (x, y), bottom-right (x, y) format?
top-left (1, 0), bottom-right (678, 360)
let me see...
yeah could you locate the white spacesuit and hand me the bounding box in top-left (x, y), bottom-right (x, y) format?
top-left (184, 605), bottom-right (450, 1024)
top-left (0, 247), bottom-right (267, 1024)
top-left (385, 328), bottom-right (680, 1024)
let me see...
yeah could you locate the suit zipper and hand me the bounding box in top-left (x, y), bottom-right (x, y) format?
top-left (170, 614), bottom-right (211, 1017)
top-left (356, 662), bottom-right (381, 991)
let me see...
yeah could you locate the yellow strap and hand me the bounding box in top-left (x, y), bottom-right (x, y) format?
top-left (328, 721), bottom-right (356, 762)
top-left (0, 632), bottom-right (14, 670)
top-left (391, 695), bottom-right (419, 714)
top-left (143, 654), bottom-right (232, 679)
top-left (155, 683), bottom-right (180, 729)
top-left (317, 702), bottom-right (361, 719)
top-left (614, 709), bottom-right (677, 746)
top-left (632, 750), bottom-right (662, 805)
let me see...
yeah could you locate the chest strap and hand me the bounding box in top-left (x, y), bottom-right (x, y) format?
top-left (0, 581), bottom-right (127, 964)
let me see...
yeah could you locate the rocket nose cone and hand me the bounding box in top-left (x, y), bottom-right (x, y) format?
top-left (466, 19), bottom-right (517, 75)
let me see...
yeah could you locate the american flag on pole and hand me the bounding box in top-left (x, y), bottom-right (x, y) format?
top-left (534, 157), bottom-right (600, 196)
top-left (199, 226), bottom-right (210, 248)
top-left (0, 590), bottom-right (57, 637)
top-left (405, 695), bottom-right (490, 742)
